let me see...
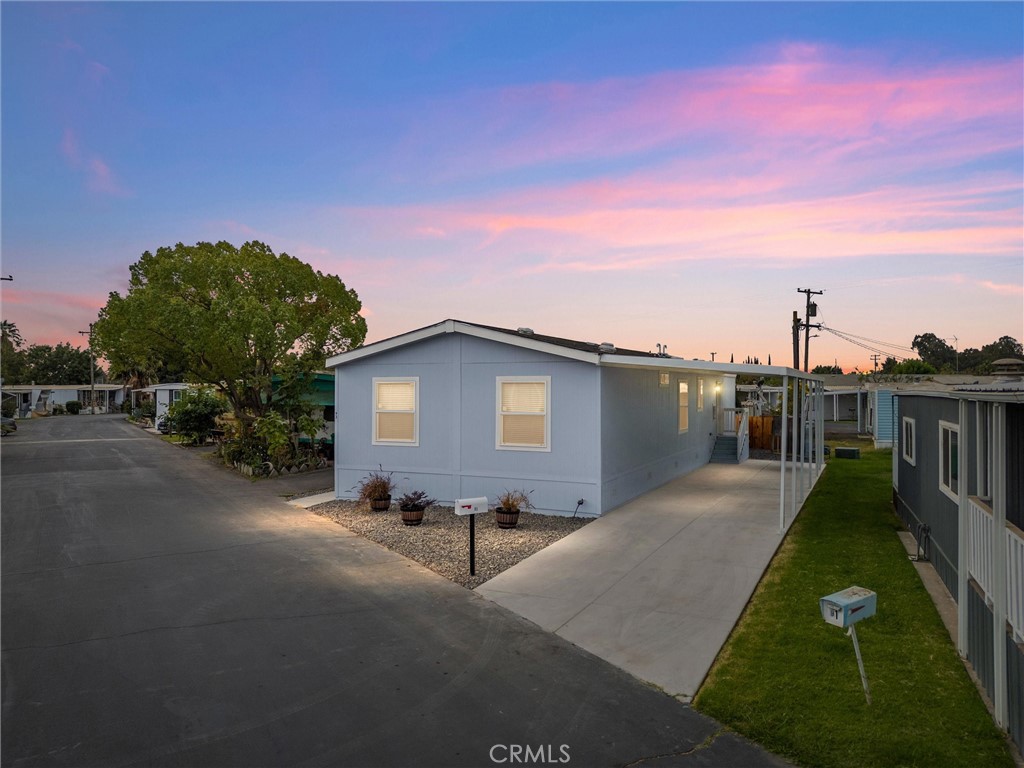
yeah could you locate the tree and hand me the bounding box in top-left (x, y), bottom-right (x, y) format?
top-left (19, 343), bottom-right (102, 385)
top-left (1, 320), bottom-right (26, 383)
top-left (165, 389), bottom-right (227, 445)
top-left (1, 320), bottom-right (24, 350)
top-left (811, 364), bottom-right (843, 374)
top-left (981, 336), bottom-right (1023, 363)
top-left (92, 241), bottom-right (366, 420)
top-left (890, 359), bottom-right (937, 375)
top-left (911, 333), bottom-right (956, 372)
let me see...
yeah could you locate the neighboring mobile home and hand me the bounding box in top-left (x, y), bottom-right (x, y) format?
top-left (893, 374), bottom-right (1024, 750)
top-left (1, 384), bottom-right (127, 417)
top-left (328, 319), bottom-right (824, 517)
top-left (131, 383), bottom-right (194, 424)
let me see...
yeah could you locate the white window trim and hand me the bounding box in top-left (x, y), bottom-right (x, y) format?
top-left (496, 376), bottom-right (551, 452)
top-left (697, 378), bottom-right (705, 412)
top-left (901, 417), bottom-right (916, 466)
top-left (938, 420), bottom-right (959, 503)
top-left (372, 377), bottom-right (419, 447)
top-left (678, 379), bottom-right (689, 434)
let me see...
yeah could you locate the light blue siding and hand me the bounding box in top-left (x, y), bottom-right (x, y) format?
top-left (873, 389), bottom-right (897, 448)
top-left (599, 366), bottom-right (720, 511)
top-left (334, 334), bottom-right (601, 514)
top-left (333, 330), bottom-right (738, 515)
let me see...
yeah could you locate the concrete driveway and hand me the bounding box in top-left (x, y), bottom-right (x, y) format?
top-left (1, 415), bottom-right (789, 767)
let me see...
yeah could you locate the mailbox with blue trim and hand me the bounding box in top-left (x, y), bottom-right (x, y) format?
top-left (820, 586), bottom-right (877, 628)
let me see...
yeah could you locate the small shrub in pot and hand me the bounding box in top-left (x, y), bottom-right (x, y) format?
top-left (397, 490), bottom-right (437, 526)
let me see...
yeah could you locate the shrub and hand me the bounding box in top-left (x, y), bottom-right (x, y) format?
top-left (166, 389), bottom-right (228, 445)
top-left (1, 399), bottom-right (14, 418)
top-left (65, 400), bottom-right (82, 415)
top-left (397, 490), bottom-right (437, 511)
top-left (253, 410), bottom-right (293, 468)
top-left (356, 467), bottom-right (396, 501)
top-left (139, 400), bottom-right (156, 420)
top-left (496, 489), bottom-right (534, 513)
top-left (52, 403), bottom-right (67, 415)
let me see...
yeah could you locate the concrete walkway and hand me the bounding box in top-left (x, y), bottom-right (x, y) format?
top-left (478, 459), bottom-right (812, 701)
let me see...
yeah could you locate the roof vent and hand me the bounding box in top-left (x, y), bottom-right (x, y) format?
top-left (993, 358), bottom-right (1024, 381)
top-left (598, 342), bottom-right (616, 354)
top-left (517, 327), bottom-right (534, 336)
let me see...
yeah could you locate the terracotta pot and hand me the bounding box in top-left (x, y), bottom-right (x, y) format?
top-left (400, 505), bottom-right (425, 526)
top-left (495, 507), bottom-right (520, 529)
top-left (369, 496), bottom-right (392, 512)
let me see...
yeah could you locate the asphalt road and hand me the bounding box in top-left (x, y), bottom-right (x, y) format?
top-left (1, 415), bottom-right (789, 768)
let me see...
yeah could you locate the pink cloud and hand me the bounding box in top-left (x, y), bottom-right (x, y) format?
top-left (0, 289), bottom-right (107, 348)
top-left (979, 280), bottom-right (1024, 297)
top-left (396, 44), bottom-right (1021, 182)
top-left (58, 127), bottom-right (131, 197)
top-left (2, 288), bottom-right (107, 312)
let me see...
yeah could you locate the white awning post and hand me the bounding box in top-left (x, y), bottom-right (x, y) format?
top-left (993, 402), bottom-right (1008, 728)
top-left (779, 374), bottom-right (789, 533)
top-left (791, 378), bottom-right (799, 523)
top-left (957, 399), bottom-right (970, 656)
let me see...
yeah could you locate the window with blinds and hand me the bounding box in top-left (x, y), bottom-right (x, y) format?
top-left (497, 377), bottom-right (550, 450)
top-left (678, 380), bottom-right (689, 433)
top-left (373, 378), bottom-right (418, 445)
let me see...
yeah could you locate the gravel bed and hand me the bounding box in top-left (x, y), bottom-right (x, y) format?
top-left (312, 500), bottom-right (593, 589)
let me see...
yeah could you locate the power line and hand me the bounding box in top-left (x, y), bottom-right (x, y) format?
top-left (821, 326), bottom-right (912, 363)
top-left (822, 326), bottom-right (916, 353)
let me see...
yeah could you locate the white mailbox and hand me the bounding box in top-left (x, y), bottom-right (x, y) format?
top-left (820, 586), bottom-right (877, 628)
top-left (455, 497), bottom-right (487, 516)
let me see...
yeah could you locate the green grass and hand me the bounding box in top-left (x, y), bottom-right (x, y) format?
top-left (693, 443), bottom-right (1014, 768)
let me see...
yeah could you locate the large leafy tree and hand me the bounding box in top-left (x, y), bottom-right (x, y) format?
top-left (21, 343), bottom-right (101, 384)
top-left (911, 333), bottom-right (956, 371)
top-left (92, 241), bottom-right (366, 420)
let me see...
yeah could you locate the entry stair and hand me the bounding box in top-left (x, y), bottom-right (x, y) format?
top-left (710, 435), bottom-right (739, 464)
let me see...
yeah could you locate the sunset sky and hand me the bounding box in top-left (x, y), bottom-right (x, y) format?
top-left (2, 2), bottom-right (1021, 373)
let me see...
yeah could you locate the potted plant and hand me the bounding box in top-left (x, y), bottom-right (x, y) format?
top-left (356, 466), bottom-right (396, 511)
top-left (397, 490), bottom-right (437, 526)
top-left (494, 489), bottom-right (533, 529)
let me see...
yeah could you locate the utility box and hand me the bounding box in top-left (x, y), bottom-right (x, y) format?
top-left (834, 447), bottom-right (861, 459)
top-left (454, 497), bottom-right (487, 516)
top-left (820, 586), bottom-right (877, 628)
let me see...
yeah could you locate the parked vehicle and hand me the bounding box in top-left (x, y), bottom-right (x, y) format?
top-left (1, 416), bottom-right (17, 436)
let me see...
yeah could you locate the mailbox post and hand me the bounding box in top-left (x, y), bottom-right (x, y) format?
top-left (820, 586), bottom-right (877, 704)
top-left (455, 498), bottom-right (487, 576)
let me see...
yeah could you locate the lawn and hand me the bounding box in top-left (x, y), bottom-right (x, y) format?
top-left (693, 442), bottom-right (1015, 768)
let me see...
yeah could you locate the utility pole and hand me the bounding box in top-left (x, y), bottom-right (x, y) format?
top-left (710, 352), bottom-right (716, 362)
top-left (792, 311), bottom-right (801, 369)
top-left (797, 288), bottom-right (824, 372)
top-left (871, 354), bottom-right (881, 371)
top-left (78, 323), bottom-right (95, 415)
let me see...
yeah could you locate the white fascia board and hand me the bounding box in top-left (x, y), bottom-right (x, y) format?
top-left (327, 321), bottom-right (454, 367)
top-left (897, 389), bottom-right (1024, 404)
top-left (599, 355), bottom-right (820, 381)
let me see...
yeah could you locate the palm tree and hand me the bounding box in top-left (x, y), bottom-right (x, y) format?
top-left (1, 320), bottom-right (24, 350)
